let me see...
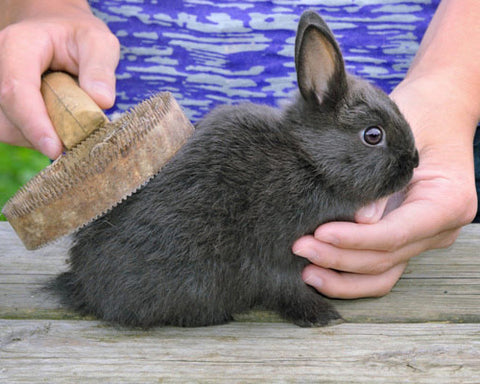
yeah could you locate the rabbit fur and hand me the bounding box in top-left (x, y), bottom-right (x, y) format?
top-left (48, 11), bottom-right (419, 328)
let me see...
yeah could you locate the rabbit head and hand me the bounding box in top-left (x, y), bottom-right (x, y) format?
top-left (286, 10), bottom-right (419, 205)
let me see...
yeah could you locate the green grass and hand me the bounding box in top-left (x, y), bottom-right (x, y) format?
top-left (0, 143), bottom-right (50, 221)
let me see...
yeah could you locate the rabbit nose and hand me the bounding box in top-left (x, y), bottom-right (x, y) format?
top-left (413, 149), bottom-right (419, 168)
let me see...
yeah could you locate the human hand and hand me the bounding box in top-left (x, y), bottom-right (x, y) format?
top-left (0, 0), bottom-right (120, 158)
top-left (293, 73), bottom-right (479, 299)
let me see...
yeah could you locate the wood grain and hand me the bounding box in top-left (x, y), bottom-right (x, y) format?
top-left (1, 222), bottom-right (479, 323)
top-left (1, 320), bottom-right (479, 383)
top-left (1, 222), bottom-right (480, 383)
top-left (41, 72), bottom-right (109, 149)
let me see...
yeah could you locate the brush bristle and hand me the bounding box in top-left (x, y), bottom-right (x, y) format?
top-left (3, 92), bottom-right (174, 219)
top-left (2, 91), bottom-right (195, 249)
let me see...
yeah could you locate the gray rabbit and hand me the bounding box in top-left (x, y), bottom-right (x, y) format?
top-left (49, 11), bottom-right (419, 328)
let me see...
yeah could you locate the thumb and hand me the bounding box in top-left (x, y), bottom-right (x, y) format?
top-left (355, 191), bottom-right (407, 224)
top-left (354, 197), bottom-right (389, 224)
top-left (76, 30), bottom-right (120, 109)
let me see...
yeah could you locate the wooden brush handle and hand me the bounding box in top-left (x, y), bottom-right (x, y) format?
top-left (40, 72), bottom-right (110, 149)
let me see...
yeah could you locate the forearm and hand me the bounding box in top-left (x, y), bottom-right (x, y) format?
top-left (400, 0), bottom-right (480, 130)
top-left (389, 0), bottom-right (479, 219)
top-left (0, 0), bottom-right (91, 28)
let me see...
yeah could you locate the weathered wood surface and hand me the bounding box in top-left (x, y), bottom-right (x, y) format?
top-left (1, 222), bottom-right (480, 323)
top-left (1, 222), bottom-right (480, 383)
top-left (1, 320), bottom-right (479, 384)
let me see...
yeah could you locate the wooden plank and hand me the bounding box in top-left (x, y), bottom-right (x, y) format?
top-left (1, 320), bottom-right (479, 383)
top-left (1, 222), bottom-right (480, 323)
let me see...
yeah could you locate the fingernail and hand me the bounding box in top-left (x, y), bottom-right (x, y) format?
top-left (358, 202), bottom-right (378, 219)
top-left (314, 231), bottom-right (339, 245)
top-left (303, 274), bottom-right (323, 289)
top-left (39, 136), bottom-right (61, 159)
top-left (89, 81), bottom-right (115, 104)
top-left (293, 247), bottom-right (318, 260)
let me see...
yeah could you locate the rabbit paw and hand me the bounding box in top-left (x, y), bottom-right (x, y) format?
top-left (279, 295), bottom-right (343, 327)
top-left (291, 307), bottom-right (344, 327)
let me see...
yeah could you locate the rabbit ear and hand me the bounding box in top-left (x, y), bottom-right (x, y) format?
top-left (295, 11), bottom-right (348, 106)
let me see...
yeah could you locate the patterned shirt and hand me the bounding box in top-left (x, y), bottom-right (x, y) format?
top-left (88, 0), bottom-right (440, 122)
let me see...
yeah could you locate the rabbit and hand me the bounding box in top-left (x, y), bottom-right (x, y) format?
top-left (48, 10), bottom-right (419, 328)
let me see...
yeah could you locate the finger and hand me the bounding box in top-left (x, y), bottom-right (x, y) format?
top-left (302, 263), bottom-right (407, 299)
top-left (294, 228), bottom-right (459, 275)
top-left (0, 72), bottom-right (63, 159)
top-left (294, 235), bottom-right (398, 275)
top-left (0, 78), bottom-right (62, 158)
top-left (0, 30), bottom-right (63, 158)
top-left (76, 29), bottom-right (120, 109)
top-left (314, 192), bottom-right (460, 252)
top-left (0, 110), bottom-right (31, 147)
top-left (354, 196), bottom-right (389, 224)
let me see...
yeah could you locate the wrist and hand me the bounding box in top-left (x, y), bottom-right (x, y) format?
top-left (391, 71), bottom-right (479, 154)
top-left (394, 69), bottom-right (480, 128)
top-left (402, 67), bottom-right (480, 123)
top-left (400, 0), bottom-right (480, 123)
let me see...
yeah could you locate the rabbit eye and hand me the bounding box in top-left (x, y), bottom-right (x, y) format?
top-left (362, 126), bottom-right (384, 146)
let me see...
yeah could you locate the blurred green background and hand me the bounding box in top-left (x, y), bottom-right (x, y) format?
top-left (0, 143), bottom-right (50, 221)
